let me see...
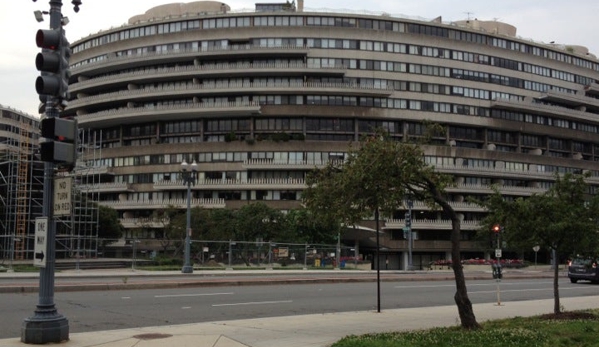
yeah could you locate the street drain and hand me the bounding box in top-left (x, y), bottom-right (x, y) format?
top-left (133, 333), bottom-right (173, 340)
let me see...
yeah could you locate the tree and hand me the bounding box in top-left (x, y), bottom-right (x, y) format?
top-left (233, 202), bottom-right (287, 265)
top-left (480, 172), bottom-right (599, 314)
top-left (284, 208), bottom-right (338, 244)
top-left (303, 130), bottom-right (480, 329)
top-left (98, 205), bottom-right (124, 246)
top-left (150, 205), bottom-right (181, 254)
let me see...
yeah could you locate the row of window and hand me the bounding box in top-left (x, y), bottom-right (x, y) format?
top-left (73, 14), bottom-right (598, 72)
top-left (307, 57), bottom-right (572, 95)
top-left (90, 92), bottom-right (599, 145)
top-left (75, 35), bottom-right (595, 91)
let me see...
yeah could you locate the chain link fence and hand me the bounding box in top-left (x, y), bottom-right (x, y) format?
top-left (98, 238), bottom-right (367, 269)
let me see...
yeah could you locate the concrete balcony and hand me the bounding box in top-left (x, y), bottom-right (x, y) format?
top-left (585, 83), bottom-right (599, 96)
top-left (119, 218), bottom-right (167, 229)
top-left (492, 98), bottom-right (594, 122)
top-left (406, 200), bottom-right (485, 212)
top-left (71, 165), bottom-right (113, 176)
top-left (70, 62), bottom-right (346, 93)
top-left (68, 82), bottom-right (393, 111)
top-left (242, 159), bottom-right (343, 170)
top-left (98, 198), bottom-right (225, 210)
top-left (539, 89), bottom-right (599, 112)
top-left (70, 45), bottom-right (311, 77)
top-left (446, 183), bottom-right (547, 196)
top-left (77, 182), bottom-right (134, 193)
top-left (77, 101), bottom-right (262, 128)
top-left (154, 178), bottom-right (306, 190)
top-left (434, 163), bottom-right (557, 180)
top-left (384, 219), bottom-right (480, 230)
top-left (389, 240), bottom-right (480, 251)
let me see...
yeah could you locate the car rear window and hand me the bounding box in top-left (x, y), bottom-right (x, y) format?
top-left (571, 258), bottom-right (596, 266)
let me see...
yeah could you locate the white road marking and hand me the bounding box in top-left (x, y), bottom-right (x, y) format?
top-left (212, 300), bottom-right (292, 307)
top-left (121, 297), bottom-right (131, 299)
top-left (182, 306), bottom-right (191, 309)
top-left (155, 292), bottom-right (234, 298)
top-left (394, 281), bottom-right (555, 289)
top-left (469, 286), bottom-right (589, 294)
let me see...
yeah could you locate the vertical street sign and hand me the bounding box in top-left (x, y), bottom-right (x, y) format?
top-left (54, 177), bottom-right (72, 216)
top-left (34, 217), bottom-right (48, 268)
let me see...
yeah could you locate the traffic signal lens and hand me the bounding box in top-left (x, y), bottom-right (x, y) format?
top-left (36, 29), bottom-right (60, 49)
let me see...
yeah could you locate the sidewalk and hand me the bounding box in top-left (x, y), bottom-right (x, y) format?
top-left (1, 295), bottom-right (597, 347)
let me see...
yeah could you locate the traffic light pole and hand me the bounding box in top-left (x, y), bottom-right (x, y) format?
top-left (22, 0), bottom-right (74, 343)
top-left (22, 105), bottom-right (69, 343)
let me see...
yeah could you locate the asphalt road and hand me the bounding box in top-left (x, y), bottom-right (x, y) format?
top-left (2, 277), bottom-right (597, 339)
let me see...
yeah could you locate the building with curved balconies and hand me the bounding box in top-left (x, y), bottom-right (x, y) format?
top-left (66, 1), bottom-right (599, 269)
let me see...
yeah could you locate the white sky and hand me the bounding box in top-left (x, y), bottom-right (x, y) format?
top-left (2, 0), bottom-right (598, 117)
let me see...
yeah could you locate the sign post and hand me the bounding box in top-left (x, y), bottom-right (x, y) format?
top-left (533, 245), bottom-right (540, 268)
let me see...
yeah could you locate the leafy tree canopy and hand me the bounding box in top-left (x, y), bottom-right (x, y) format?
top-left (480, 172), bottom-right (599, 314)
top-left (98, 205), bottom-right (124, 245)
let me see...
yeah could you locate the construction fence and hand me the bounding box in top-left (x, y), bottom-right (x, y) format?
top-left (101, 238), bottom-right (368, 269)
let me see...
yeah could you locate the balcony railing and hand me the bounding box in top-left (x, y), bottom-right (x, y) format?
top-left (68, 81), bottom-right (393, 109)
top-left (70, 62), bottom-right (346, 92)
top-left (77, 182), bottom-right (131, 193)
top-left (540, 89), bottom-right (599, 111)
top-left (385, 219), bottom-right (480, 230)
top-left (119, 218), bottom-right (168, 228)
top-left (78, 101), bottom-right (262, 125)
top-left (154, 178), bottom-right (306, 190)
top-left (446, 183), bottom-right (547, 196)
top-left (99, 198), bottom-right (225, 209)
top-left (72, 45), bottom-right (311, 75)
top-left (242, 158), bottom-right (343, 169)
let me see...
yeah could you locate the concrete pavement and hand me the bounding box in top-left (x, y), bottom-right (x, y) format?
top-left (1, 266), bottom-right (592, 347)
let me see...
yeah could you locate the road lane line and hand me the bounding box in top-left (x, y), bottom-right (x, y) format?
top-left (212, 300), bottom-right (292, 307)
top-left (155, 292), bottom-right (234, 298)
top-left (469, 286), bottom-right (589, 294)
top-left (394, 281), bottom-right (555, 289)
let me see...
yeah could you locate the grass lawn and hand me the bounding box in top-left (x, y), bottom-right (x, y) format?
top-left (332, 310), bottom-right (599, 347)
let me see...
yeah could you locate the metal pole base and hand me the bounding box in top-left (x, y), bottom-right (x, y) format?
top-left (181, 265), bottom-right (194, 274)
top-left (21, 315), bottom-right (69, 344)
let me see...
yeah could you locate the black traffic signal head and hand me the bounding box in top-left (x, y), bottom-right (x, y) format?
top-left (35, 28), bottom-right (70, 100)
top-left (39, 117), bottom-right (77, 166)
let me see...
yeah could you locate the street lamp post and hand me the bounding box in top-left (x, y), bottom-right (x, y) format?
top-left (180, 159), bottom-right (198, 274)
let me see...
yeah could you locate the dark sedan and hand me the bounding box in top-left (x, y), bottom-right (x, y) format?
top-left (568, 257), bottom-right (599, 283)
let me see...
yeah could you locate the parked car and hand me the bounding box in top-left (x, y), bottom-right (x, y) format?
top-left (568, 257), bottom-right (599, 283)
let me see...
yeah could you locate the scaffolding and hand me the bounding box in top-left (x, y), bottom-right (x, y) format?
top-left (0, 107), bottom-right (102, 265)
top-left (55, 128), bottom-right (102, 259)
top-left (0, 107), bottom-right (43, 264)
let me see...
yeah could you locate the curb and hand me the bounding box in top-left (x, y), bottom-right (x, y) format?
top-left (0, 272), bottom-right (559, 294)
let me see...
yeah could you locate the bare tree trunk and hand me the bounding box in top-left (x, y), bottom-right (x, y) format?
top-left (450, 217), bottom-right (480, 330)
top-left (553, 249), bottom-right (561, 314)
top-left (426, 178), bottom-right (480, 330)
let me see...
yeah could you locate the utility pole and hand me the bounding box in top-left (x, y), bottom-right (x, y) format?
top-left (22, 0), bottom-right (81, 343)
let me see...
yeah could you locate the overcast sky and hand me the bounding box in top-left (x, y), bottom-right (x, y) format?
top-left (2, 0), bottom-right (598, 117)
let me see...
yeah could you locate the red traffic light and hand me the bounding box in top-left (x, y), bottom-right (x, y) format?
top-left (492, 225), bottom-right (501, 233)
top-left (36, 29), bottom-right (60, 50)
